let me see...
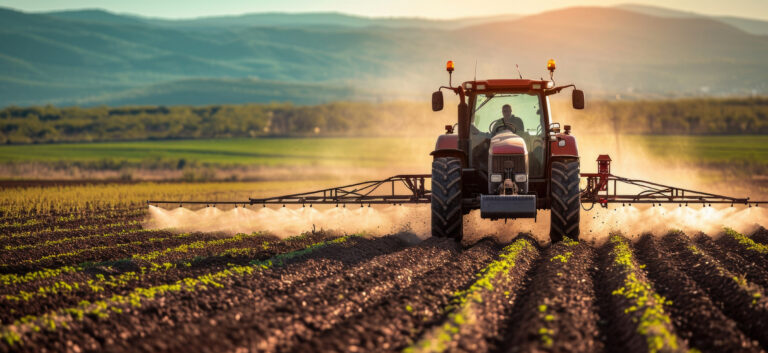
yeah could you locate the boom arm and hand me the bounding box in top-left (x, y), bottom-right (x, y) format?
top-left (147, 158), bottom-right (767, 208)
top-left (147, 175), bottom-right (430, 207)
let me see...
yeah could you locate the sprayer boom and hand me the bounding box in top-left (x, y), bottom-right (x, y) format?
top-left (147, 157), bottom-right (767, 209)
top-left (147, 175), bottom-right (431, 208)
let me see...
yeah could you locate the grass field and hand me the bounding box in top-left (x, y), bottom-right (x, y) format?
top-left (628, 135), bottom-right (768, 166)
top-left (2, 135), bottom-right (766, 164)
top-left (0, 137), bottom-right (433, 169)
top-left (0, 135), bottom-right (766, 180)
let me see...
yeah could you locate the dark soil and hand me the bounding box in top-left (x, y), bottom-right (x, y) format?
top-left (1, 207), bottom-right (767, 353)
top-left (661, 232), bottom-right (768, 347)
top-left (751, 227), bottom-right (768, 245)
top-left (501, 242), bottom-right (602, 353)
top-left (634, 234), bottom-right (762, 353)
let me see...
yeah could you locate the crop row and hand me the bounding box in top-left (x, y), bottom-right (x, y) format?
top-left (2, 233), bottom-right (269, 304)
top-left (693, 234), bottom-right (768, 289)
top-left (405, 237), bottom-right (539, 353)
top-left (292, 239), bottom-right (500, 353)
top-left (0, 220), bottom-right (142, 247)
top-left (0, 235), bottom-right (357, 346)
top-left (601, 234), bottom-right (688, 353)
top-left (0, 182), bottom-right (272, 216)
top-left (0, 207), bottom-right (144, 224)
top-left (719, 228), bottom-right (768, 271)
top-left (99, 236), bottom-right (458, 353)
top-left (2, 222), bottom-right (144, 251)
top-left (0, 209), bottom-right (144, 235)
top-left (1, 232), bottom-right (287, 293)
top-left (660, 232), bottom-right (768, 347)
top-left (634, 234), bottom-right (763, 352)
top-left (0, 233), bottom-right (330, 325)
top-left (0, 231), bottom-right (186, 267)
top-left (501, 238), bottom-right (602, 352)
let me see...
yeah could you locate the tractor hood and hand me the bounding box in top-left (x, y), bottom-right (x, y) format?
top-left (490, 132), bottom-right (527, 155)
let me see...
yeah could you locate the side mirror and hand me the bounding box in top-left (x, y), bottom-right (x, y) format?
top-left (432, 91), bottom-right (444, 112)
top-left (572, 89), bottom-right (585, 110)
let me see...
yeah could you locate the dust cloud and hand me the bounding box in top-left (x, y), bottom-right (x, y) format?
top-left (145, 204), bottom-right (429, 239)
top-left (462, 205), bottom-right (767, 245)
top-left (146, 203), bottom-right (766, 245)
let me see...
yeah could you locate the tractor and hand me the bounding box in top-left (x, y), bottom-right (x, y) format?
top-left (148, 60), bottom-right (766, 242)
top-left (429, 59), bottom-right (584, 243)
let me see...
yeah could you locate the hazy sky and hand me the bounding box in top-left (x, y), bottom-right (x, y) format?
top-left (2, 0), bottom-right (767, 20)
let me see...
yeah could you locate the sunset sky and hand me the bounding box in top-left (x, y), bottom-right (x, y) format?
top-left (2, 0), bottom-right (767, 20)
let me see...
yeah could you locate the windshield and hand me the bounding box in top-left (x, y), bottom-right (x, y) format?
top-left (472, 93), bottom-right (544, 135)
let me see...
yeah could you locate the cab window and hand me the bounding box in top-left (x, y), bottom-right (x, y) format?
top-left (472, 93), bottom-right (544, 136)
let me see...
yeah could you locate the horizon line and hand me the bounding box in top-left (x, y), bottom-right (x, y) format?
top-left (3, 3), bottom-right (766, 23)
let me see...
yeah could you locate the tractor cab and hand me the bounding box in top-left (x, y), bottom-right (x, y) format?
top-left (430, 60), bottom-right (585, 242)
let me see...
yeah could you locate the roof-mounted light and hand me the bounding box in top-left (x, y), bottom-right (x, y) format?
top-left (547, 59), bottom-right (556, 81)
top-left (446, 60), bottom-right (454, 73)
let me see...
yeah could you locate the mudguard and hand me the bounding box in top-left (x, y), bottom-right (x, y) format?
top-left (550, 133), bottom-right (578, 158)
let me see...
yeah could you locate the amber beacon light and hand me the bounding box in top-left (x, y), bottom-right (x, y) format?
top-left (547, 59), bottom-right (556, 72)
top-left (446, 60), bottom-right (455, 73)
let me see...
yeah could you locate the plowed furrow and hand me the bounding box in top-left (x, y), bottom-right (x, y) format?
top-left (120, 237), bottom-right (460, 353)
top-left (0, 211), bottom-right (143, 237)
top-left (0, 233), bottom-right (294, 293)
top-left (289, 239), bottom-right (501, 353)
top-left (405, 235), bottom-right (540, 353)
top-left (694, 234), bottom-right (768, 289)
top-left (661, 232), bottom-right (768, 347)
top-left (0, 221), bottom-right (143, 248)
top-left (2, 236), bottom-right (396, 352)
top-left (500, 240), bottom-right (602, 353)
top-left (0, 234), bottom-right (325, 324)
top-left (751, 227), bottom-right (768, 245)
top-left (0, 232), bottom-right (213, 272)
top-left (0, 228), bottom-right (173, 264)
top-left (716, 229), bottom-right (768, 272)
top-left (634, 234), bottom-right (762, 353)
top-left (598, 234), bottom-right (688, 353)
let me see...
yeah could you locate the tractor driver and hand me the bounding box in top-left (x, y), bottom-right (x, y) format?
top-left (489, 104), bottom-right (525, 135)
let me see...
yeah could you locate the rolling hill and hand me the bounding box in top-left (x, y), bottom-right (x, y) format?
top-left (617, 4), bottom-right (768, 35)
top-left (1, 6), bottom-right (767, 107)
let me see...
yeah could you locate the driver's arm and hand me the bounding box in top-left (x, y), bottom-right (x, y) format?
top-left (512, 116), bottom-right (525, 133)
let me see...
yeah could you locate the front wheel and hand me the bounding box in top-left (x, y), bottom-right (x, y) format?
top-left (550, 159), bottom-right (580, 243)
top-left (431, 157), bottom-right (463, 241)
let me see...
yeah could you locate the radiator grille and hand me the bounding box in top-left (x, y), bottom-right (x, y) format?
top-left (491, 155), bottom-right (527, 175)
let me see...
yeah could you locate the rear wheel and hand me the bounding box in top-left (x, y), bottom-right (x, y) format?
top-left (431, 157), bottom-right (463, 241)
top-left (550, 159), bottom-right (580, 243)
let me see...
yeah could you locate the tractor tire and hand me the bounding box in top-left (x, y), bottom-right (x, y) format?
top-left (550, 159), bottom-right (580, 243)
top-left (431, 157), bottom-right (463, 241)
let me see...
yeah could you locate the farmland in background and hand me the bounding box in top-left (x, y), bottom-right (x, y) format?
top-left (0, 135), bottom-right (765, 182)
top-left (1, 97), bottom-right (767, 181)
top-left (2, 98), bottom-right (768, 145)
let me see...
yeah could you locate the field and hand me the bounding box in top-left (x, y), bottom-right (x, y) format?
top-left (1, 135), bottom-right (767, 180)
top-left (0, 198), bottom-right (767, 352)
top-left (0, 138), bottom-right (432, 169)
top-left (0, 132), bottom-right (767, 353)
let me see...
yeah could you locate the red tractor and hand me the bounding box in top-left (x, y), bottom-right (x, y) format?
top-left (148, 60), bottom-right (766, 242)
top-left (429, 59), bottom-right (584, 243)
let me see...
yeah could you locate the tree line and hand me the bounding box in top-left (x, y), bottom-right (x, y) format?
top-left (1, 97), bottom-right (767, 144)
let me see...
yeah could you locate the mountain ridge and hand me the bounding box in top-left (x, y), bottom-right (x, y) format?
top-left (1, 5), bottom-right (767, 107)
